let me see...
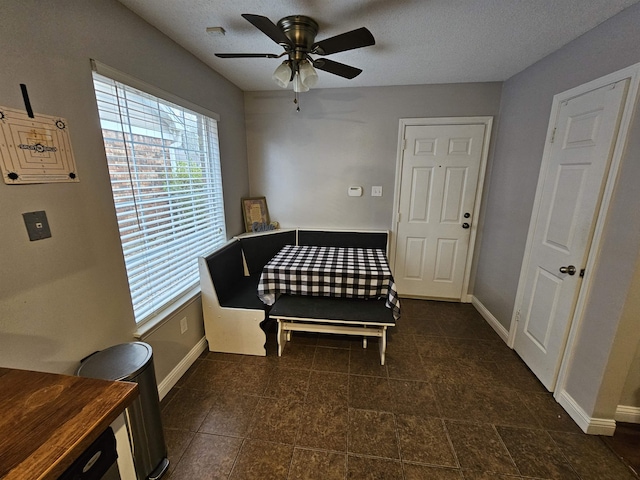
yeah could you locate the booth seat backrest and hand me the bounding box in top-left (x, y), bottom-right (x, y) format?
top-left (298, 230), bottom-right (388, 250)
top-left (239, 230), bottom-right (297, 275)
top-left (205, 240), bottom-right (245, 304)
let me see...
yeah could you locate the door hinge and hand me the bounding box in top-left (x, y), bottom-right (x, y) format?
top-left (550, 127), bottom-right (557, 144)
top-left (515, 310), bottom-right (521, 322)
top-left (397, 212), bottom-right (401, 223)
top-left (402, 139), bottom-right (407, 150)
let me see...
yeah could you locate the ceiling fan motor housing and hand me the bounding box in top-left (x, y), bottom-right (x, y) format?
top-left (277, 15), bottom-right (318, 61)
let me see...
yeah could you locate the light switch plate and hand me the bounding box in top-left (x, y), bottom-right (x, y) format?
top-left (23, 211), bottom-right (51, 241)
top-left (372, 186), bottom-right (383, 197)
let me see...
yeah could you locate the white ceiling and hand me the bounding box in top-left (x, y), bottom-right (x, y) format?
top-left (117, 0), bottom-right (639, 91)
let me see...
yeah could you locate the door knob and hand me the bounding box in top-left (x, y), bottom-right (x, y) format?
top-left (462, 223), bottom-right (470, 229)
top-left (559, 265), bottom-right (576, 275)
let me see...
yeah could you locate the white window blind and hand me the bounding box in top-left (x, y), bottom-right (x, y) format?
top-left (92, 70), bottom-right (227, 325)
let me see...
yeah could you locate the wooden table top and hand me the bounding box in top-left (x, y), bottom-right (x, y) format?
top-left (0, 367), bottom-right (138, 480)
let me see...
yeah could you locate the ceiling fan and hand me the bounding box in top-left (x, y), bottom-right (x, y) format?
top-left (215, 14), bottom-right (375, 101)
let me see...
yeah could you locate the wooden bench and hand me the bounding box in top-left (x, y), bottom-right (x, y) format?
top-left (199, 229), bottom-right (391, 356)
top-left (269, 295), bottom-right (396, 365)
top-left (199, 240), bottom-right (268, 356)
top-left (199, 231), bottom-right (297, 356)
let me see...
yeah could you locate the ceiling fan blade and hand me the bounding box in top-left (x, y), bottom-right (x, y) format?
top-left (215, 53), bottom-right (281, 58)
top-left (312, 27), bottom-right (375, 55)
top-left (241, 14), bottom-right (293, 48)
top-left (312, 58), bottom-right (362, 79)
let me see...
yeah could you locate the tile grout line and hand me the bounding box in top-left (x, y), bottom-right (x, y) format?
top-left (490, 423), bottom-right (522, 477)
top-left (440, 416), bottom-right (462, 471)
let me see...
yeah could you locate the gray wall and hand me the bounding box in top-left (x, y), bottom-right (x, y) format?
top-left (0, 0), bottom-right (249, 381)
top-left (245, 83), bottom-right (502, 231)
top-left (616, 255), bottom-right (640, 410)
top-left (473, 3), bottom-right (640, 418)
top-left (620, 336), bottom-right (640, 407)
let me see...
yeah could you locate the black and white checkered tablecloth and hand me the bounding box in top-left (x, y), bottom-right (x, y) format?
top-left (258, 245), bottom-right (401, 320)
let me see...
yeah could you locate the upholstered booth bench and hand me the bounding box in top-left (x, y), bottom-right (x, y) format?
top-left (270, 295), bottom-right (396, 365)
top-left (198, 230), bottom-right (296, 356)
top-left (199, 229), bottom-right (390, 356)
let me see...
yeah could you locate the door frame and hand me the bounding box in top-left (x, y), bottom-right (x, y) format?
top-left (509, 62), bottom-right (640, 397)
top-left (390, 116), bottom-right (493, 302)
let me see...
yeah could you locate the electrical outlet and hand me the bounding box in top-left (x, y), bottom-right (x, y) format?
top-left (180, 317), bottom-right (188, 334)
top-left (371, 186), bottom-right (383, 197)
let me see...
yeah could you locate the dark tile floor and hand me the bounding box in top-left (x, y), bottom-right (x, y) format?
top-left (160, 299), bottom-right (638, 479)
top-left (602, 423), bottom-right (640, 475)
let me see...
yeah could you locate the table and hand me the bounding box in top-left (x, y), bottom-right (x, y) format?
top-left (257, 245), bottom-right (401, 319)
top-left (0, 368), bottom-right (138, 480)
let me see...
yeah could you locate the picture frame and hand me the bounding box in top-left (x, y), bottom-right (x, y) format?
top-left (241, 196), bottom-right (270, 233)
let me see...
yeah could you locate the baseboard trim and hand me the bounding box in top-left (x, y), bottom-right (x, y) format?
top-left (616, 405), bottom-right (640, 424)
top-left (470, 296), bottom-right (509, 343)
top-left (157, 336), bottom-right (207, 400)
top-left (556, 388), bottom-right (617, 435)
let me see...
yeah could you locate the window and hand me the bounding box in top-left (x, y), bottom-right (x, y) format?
top-left (92, 64), bottom-right (227, 325)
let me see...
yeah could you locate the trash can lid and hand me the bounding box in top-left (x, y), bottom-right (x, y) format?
top-left (76, 341), bottom-right (153, 381)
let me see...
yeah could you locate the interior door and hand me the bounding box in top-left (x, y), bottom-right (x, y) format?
top-left (514, 79), bottom-right (629, 391)
top-left (394, 122), bottom-right (488, 299)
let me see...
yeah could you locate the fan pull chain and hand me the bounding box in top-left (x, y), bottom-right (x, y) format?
top-left (294, 90), bottom-right (300, 112)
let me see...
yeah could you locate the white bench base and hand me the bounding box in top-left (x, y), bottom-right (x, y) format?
top-left (274, 317), bottom-right (390, 365)
top-left (269, 295), bottom-right (396, 365)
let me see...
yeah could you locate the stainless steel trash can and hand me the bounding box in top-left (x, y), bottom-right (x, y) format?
top-left (77, 342), bottom-right (169, 480)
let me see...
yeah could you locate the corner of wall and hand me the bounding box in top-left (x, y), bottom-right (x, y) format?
top-left (471, 295), bottom-right (510, 343)
top-left (556, 388), bottom-right (617, 435)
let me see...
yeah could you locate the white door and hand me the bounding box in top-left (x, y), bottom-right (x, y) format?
top-left (394, 121), bottom-right (490, 299)
top-left (514, 80), bottom-right (629, 390)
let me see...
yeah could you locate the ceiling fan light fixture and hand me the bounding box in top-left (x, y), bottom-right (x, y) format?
top-left (272, 61), bottom-right (292, 88)
top-left (293, 72), bottom-right (309, 93)
top-left (299, 60), bottom-right (318, 89)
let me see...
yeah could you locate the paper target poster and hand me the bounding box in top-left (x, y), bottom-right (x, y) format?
top-left (0, 105), bottom-right (79, 184)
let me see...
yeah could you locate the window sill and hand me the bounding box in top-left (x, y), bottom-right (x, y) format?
top-left (133, 287), bottom-right (201, 340)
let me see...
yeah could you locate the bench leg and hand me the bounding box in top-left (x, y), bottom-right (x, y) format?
top-left (277, 319), bottom-right (286, 357)
top-left (379, 326), bottom-right (388, 365)
top-left (362, 337), bottom-right (367, 349)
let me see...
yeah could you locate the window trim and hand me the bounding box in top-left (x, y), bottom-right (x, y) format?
top-left (133, 286), bottom-right (200, 339)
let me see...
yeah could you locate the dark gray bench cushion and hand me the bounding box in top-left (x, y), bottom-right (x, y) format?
top-left (269, 295), bottom-right (395, 325)
top-left (239, 230), bottom-right (296, 275)
top-left (297, 230), bottom-right (388, 250)
top-left (221, 274), bottom-right (265, 309)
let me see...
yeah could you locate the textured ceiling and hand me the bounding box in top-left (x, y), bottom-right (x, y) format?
top-left (117, 0), bottom-right (639, 91)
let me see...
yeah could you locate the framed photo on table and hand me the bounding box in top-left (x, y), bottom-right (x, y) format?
top-left (242, 196), bottom-right (270, 232)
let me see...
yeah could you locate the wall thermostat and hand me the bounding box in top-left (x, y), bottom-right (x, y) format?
top-left (348, 186), bottom-right (363, 197)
